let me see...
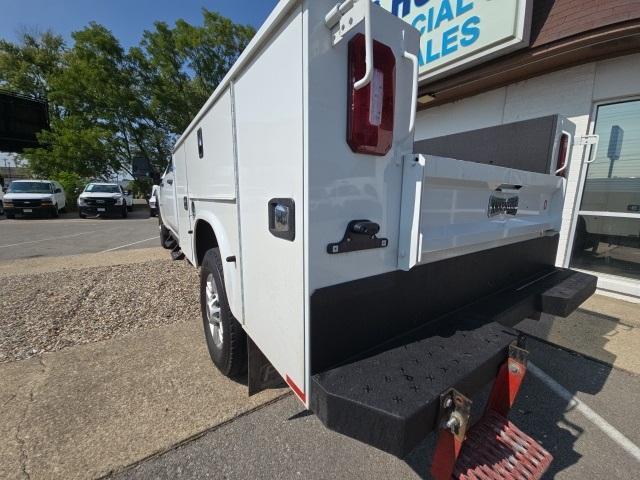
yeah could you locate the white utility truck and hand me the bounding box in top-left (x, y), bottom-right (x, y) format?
top-left (158, 1), bottom-right (596, 477)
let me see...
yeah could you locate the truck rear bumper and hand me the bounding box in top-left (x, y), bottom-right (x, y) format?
top-left (310, 268), bottom-right (596, 457)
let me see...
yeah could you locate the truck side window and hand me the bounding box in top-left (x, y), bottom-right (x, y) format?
top-left (197, 128), bottom-right (204, 158)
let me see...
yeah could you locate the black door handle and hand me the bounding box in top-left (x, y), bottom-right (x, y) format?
top-left (183, 196), bottom-right (188, 210)
top-left (350, 220), bottom-right (380, 236)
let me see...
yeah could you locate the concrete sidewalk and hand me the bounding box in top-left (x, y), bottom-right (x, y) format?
top-left (517, 294), bottom-right (640, 375)
top-left (0, 319), bottom-right (286, 480)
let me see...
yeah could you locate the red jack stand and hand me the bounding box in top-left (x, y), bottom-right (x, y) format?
top-left (430, 341), bottom-right (553, 480)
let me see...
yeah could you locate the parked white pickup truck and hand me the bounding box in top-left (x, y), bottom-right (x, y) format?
top-left (77, 182), bottom-right (133, 218)
top-left (158, 1), bottom-right (596, 477)
top-left (2, 179), bottom-right (66, 218)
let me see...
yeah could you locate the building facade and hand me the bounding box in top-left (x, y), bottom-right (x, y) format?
top-left (384, 0), bottom-right (640, 300)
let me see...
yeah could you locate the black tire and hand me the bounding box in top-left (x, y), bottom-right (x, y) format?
top-left (60, 206), bottom-right (67, 214)
top-left (160, 223), bottom-right (172, 248)
top-left (121, 205), bottom-right (128, 218)
top-left (200, 248), bottom-right (246, 378)
top-left (127, 205), bottom-right (133, 212)
top-left (52, 205), bottom-right (60, 218)
top-left (78, 211), bottom-right (86, 219)
top-left (6, 212), bottom-right (15, 219)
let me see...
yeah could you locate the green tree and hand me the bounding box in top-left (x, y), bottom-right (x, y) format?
top-left (0, 29), bottom-right (66, 117)
top-left (0, 10), bottom-right (255, 181)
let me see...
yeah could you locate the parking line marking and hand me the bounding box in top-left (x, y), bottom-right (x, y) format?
top-left (529, 362), bottom-right (640, 461)
top-left (0, 231), bottom-right (97, 249)
top-left (98, 237), bottom-right (157, 253)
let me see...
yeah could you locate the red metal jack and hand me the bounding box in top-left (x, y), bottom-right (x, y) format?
top-left (430, 342), bottom-right (553, 480)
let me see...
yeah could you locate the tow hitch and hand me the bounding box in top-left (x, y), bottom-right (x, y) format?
top-left (431, 342), bottom-right (553, 480)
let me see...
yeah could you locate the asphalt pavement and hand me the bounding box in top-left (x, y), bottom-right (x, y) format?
top-left (113, 339), bottom-right (640, 480)
top-left (0, 201), bottom-right (159, 261)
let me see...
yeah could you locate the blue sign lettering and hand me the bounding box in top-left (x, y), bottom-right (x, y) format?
top-left (441, 25), bottom-right (458, 56)
top-left (434, 0), bottom-right (454, 30)
top-left (384, 0), bottom-right (481, 67)
top-left (460, 15), bottom-right (480, 47)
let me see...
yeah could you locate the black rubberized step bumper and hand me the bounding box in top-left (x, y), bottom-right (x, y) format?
top-left (310, 268), bottom-right (596, 457)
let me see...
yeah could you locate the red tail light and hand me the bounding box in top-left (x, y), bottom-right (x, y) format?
top-left (347, 33), bottom-right (395, 156)
top-left (556, 133), bottom-right (570, 177)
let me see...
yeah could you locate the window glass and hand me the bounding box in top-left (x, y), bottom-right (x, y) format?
top-left (7, 182), bottom-right (53, 193)
top-left (579, 101), bottom-right (640, 213)
top-left (85, 184), bottom-right (120, 193)
top-left (570, 100), bottom-right (640, 280)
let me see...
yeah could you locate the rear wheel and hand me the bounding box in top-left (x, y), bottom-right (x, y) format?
top-left (200, 248), bottom-right (246, 378)
top-left (121, 204), bottom-right (128, 218)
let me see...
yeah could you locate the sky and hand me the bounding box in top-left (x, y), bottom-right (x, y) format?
top-left (0, 0), bottom-right (279, 49)
top-left (0, 1), bottom-right (279, 166)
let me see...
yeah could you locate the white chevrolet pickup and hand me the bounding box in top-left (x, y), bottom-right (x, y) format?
top-left (77, 182), bottom-right (133, 218)
top-left (157, 1), bottom-right (597, 477)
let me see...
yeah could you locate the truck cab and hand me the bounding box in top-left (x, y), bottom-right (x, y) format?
top-left (158, 160), bottom-right (178, 234)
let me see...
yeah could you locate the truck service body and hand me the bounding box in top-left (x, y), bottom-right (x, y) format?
top-left (158, 1), bottom-right (596, 476)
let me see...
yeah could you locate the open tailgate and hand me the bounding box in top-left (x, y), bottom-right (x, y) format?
top-left (399, 155), bottom-right (565, 270)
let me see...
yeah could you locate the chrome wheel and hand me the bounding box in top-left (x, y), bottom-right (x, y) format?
top-left (205, 273), bottom-right (223, 347)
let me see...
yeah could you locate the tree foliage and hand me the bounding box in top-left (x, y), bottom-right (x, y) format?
top-left (0, 10), bottom-right (255, 181)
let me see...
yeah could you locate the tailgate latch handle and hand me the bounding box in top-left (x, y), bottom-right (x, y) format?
top-left (350, 220), bottom-right (380, 236)
top-left (327, 219), bottom-right (387, 254)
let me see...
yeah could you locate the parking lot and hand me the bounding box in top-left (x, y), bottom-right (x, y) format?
top-left (1, 206), bottom-right (640, 480)
top-left (0, 201), bottom-right (159, 261)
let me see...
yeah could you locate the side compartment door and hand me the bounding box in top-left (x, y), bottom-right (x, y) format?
top-left (174, 145), bottom-right (194, 263)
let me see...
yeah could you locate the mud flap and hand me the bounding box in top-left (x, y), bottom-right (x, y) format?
top-left (248, 337), bottom-right (285, 396)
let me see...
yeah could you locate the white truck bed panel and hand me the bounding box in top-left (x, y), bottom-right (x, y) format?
top-left (306, 2), bottom-right (420, 292)
top-left (234, 5), bottom-right (306, 396)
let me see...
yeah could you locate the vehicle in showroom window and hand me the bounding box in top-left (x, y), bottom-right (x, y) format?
top-left (2, 179), bottom-right (66, 218)
top-left (77, 182), bottom-right (133, 218)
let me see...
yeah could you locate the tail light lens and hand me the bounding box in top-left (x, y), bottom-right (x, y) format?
top-left (556, 133), bottom-right (570, 177)
top-left (347, 33), bottom-right (395, 156)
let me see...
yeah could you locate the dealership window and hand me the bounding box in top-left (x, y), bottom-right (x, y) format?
top-left (570, 100), bottom-right (640, 280)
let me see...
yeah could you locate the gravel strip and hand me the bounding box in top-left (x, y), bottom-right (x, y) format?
top-left (0, 259), bottom-right (200, 363)
top-left (0, 247), bottom-right (168, 277)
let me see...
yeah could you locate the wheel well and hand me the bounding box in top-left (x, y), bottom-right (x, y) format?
top-left (195, 220), bottom-right (219, 266)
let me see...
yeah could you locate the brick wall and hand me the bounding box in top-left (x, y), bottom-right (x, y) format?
top-left (531, 0), bottom-right (640, 47)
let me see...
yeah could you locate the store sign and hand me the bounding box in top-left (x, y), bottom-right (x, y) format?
top-left (376, 0), bottom-right (532, 81)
